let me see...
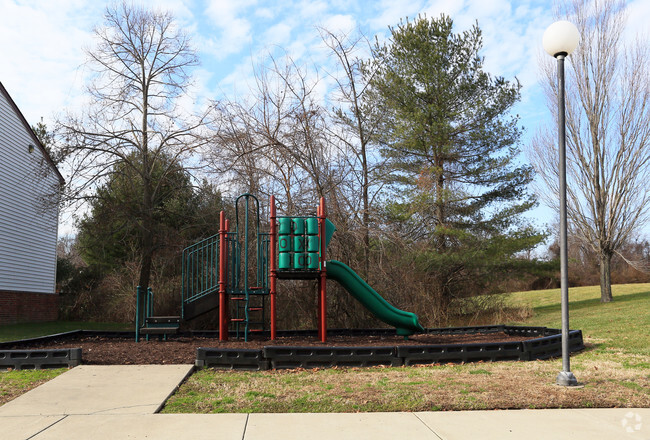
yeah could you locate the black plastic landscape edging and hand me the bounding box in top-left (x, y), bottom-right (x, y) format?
top-left (0, 348), bottom-right (82, 370)
top-left (0, 325), bottom-right (585, 370)
top-left (194, 326), bottom-right (585, 370)
top-left (263, 345), bottom-right (402, 369)
top-left (196, 348), bottom-right (269, 370)
top-left (0, 330), bottom-right (133, 370)
top-left (397, 341), bottom-right (524, 365)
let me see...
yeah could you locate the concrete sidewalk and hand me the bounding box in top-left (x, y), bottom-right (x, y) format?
top-left (0, 365), bottom-right (648, 440)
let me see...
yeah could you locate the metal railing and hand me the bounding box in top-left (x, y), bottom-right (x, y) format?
top-left (181, 234), bottom-right (220, 307)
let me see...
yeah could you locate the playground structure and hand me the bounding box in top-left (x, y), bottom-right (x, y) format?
top-left (136, 194), bottom-right (424, 342)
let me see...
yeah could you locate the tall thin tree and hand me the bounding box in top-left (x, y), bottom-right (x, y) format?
top-left (531, 0), bottom-right (650, 302)
top-left (57, 2), bottom-right (210, 290)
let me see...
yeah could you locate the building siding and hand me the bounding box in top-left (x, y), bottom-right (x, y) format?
top-left (0, 86), bottom-right (59, 296)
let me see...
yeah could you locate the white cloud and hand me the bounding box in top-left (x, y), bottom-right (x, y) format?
top-left (255, 7), bottom-right (275, 20)
top-left (150, 0), bottom-right (195, 22)
top-left (203, 0), bottom-right (256, 59)
top-left (205, 0), bottom-right (256, 25)
top-left (321, 14), bottom-right (357, 35)
top-left (368, 0), bottom-right (425, 30)
top-left (623, 0), bottom-right (650, 45)
top-left (296, 0), bottom-right (330, 22)
top-left (423, 0), bottom-right (465, 20)
top-left (218, 55), bottom-right (258, 96)
top-left (0, 1), bottom-right (101, 125)
top-left (264, 21), bottom-right (294, 46)
top-left (468, 0), bottom-right (510, 18)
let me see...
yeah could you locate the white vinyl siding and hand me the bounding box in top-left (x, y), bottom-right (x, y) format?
top-left (0, 89), bottom-right (59, 294)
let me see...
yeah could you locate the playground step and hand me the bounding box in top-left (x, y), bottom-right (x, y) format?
top-left (145, 316), bottom-right (180, 325)
top-left (230, 291), bottom-right (269, 297)
top-left (276, 271), bottom-right (320, 280)
top-left (140, 327), bottom-right (180, 335)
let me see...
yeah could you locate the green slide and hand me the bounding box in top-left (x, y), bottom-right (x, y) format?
top-left (326, 260), bottom-right (425, 336)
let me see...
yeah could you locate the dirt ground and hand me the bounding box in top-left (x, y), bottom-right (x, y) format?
top-left (6, 332), bottom-right (528, 365)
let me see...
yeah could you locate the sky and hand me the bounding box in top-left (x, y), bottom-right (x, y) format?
top-left (1, 0), bottom-right (649, 242)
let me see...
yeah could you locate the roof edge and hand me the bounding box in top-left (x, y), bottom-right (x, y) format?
top-left (0, 80), bottom-right (65, 185)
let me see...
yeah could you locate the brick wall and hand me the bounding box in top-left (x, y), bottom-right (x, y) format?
top-left (0, 290), bottom-right (59, 324)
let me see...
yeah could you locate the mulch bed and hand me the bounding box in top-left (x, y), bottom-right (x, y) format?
top-left (5, 332), bottom-right (528, 365)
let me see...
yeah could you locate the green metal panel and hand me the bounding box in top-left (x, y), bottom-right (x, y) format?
top-left (279, 235), bottom-right (291, 252)
top-left (292, 217), bottom-right (305, 235)
top-left (306, 217), bottom-right (318, 235)
top-left (325, 219), bottom-right (336, 248)
top-left (307, 252), bottom-right (319, 270)
top-left (307, 235), bottom-right (319, 252)
top-left (278, 217), bottom-right (292, 234)
top-left (279, 252), bottom-right (292, 269)
top-left (293, 253), bottom-right (306, 269)
top-left (293, 236), bottom-right (305, 252)
top-left (181, 234), bottom-right (220, 309)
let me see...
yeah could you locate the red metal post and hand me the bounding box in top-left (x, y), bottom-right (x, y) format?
top-left (318, 197), bottom-right (327, 342)
top-left (269, 196), bottom-right (277, 340)
top-left (316, 205), bottom-right (322, 338)
top-left (225, 219), bottom-right (230, 328)
top-left (218, 211), bottom-right (228, 341)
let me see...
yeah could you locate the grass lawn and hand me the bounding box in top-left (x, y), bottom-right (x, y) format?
top-left (0, 369), bottom-right (66, 406)
top-left (0, 321), bottom-right (131, 343)
top-left (161, 283), bottom-right (649, 413)
top-left (508, 283), bottom-right (649, 356)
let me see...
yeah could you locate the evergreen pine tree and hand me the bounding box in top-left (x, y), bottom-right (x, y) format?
top-left (370, 15), bottom-right (545, 319)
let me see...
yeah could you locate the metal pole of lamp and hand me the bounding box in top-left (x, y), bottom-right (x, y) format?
top-left (543, 20), bottom-right (580, 386)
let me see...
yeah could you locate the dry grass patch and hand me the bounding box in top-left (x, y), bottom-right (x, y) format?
top-left (162, 352), bottom-right (649, 413)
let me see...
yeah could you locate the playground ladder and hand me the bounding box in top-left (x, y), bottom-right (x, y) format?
top-left (231, 195), bottom-right (270, 341)
top-left (179, 194), bottom-right (271, 341)
top-left (231, 288), bottom-right (266, 338)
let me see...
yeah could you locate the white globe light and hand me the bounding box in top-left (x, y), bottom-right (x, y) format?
top-left (543, 21), bottom-right (580, 57)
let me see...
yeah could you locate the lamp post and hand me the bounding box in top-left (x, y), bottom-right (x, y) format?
top-left (543, 20), bottom-right (580, 387)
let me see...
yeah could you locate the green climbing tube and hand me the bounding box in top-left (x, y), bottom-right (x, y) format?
top-left (326, 260), bottom-right (425, 336)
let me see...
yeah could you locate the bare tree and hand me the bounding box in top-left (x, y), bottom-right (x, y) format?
top-left (208, 51), bottom-right (341, 214)
top-left (531, 0), bottom-right (650, 302)
top-left (57, 2), bottom-right (211, 290)
top-left (319, 28), bottom-right (387, 279)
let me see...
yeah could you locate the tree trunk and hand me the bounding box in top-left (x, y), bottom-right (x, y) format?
top-left (435, 157), bottom-right (446, 252)
top-left (139, 78), bottom-right (152, 292)
top-left (432, 276), bottom-right (452, 326)
top-left (362, 142), bottom-right (370, 281)
top-left (599, 251), bottom-right (613, 303)
top-left (138, 178), bottom-right (154, 291)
